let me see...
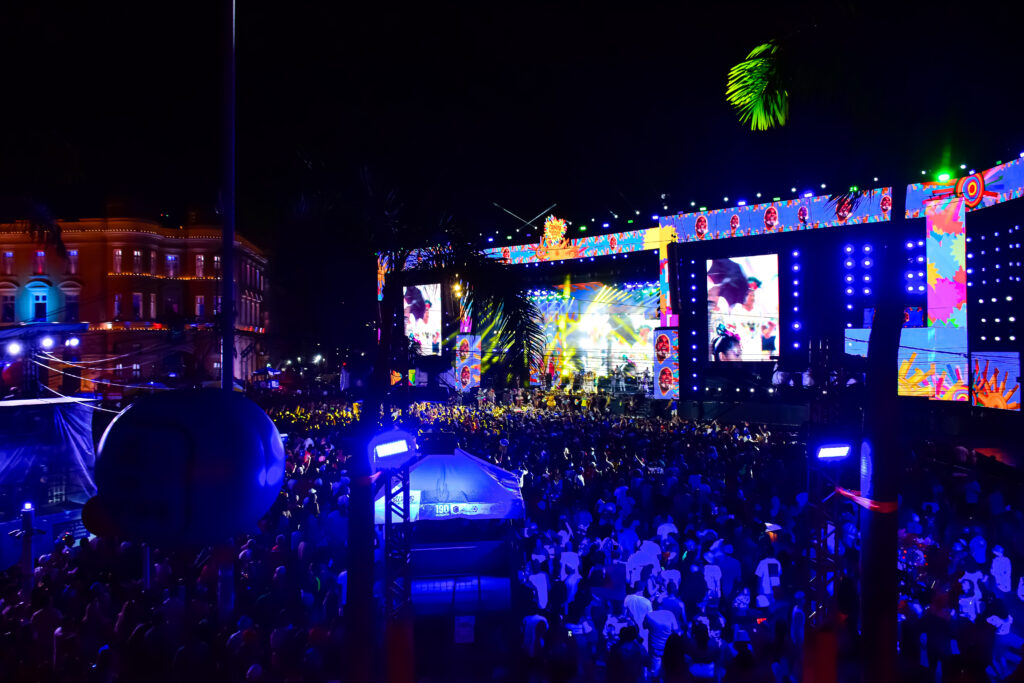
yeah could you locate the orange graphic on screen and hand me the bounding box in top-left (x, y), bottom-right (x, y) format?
top-left (897, 353), bottom-right (934, 397)
top-left (973, 359), bottom-right (1021, 410)
top-left (534, 215), bottom-right (581, 261)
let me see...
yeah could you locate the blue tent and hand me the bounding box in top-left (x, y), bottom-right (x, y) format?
top-left (374, 448), bottom-right (524, 524)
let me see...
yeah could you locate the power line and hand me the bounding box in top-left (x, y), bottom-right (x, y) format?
top-left (37, 384), bottom-right (122, 413)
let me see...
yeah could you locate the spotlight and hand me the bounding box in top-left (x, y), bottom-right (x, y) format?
top-left (792, 251), bottom-right (799, 258)
top-left (40, 336), bottom-right (55, 349)
top-left (844, 245), bottom-right (854, 253)
top-left (816, 444), bottom-right (852, 460)
top-left (862, 258), bottom-right (873, 268)
top-left (66, 337), bottom-right (80, 347)
top-left (5, 341), bottom-right (22, 356)
top-left (863, 244), bottom-right (872, 253)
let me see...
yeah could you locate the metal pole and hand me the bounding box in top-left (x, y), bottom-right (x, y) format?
top-left (20, 502), bottom-right (35, 594)
top-left (221, 0), bottom-right (236, 392)
top-left (218, 0), bottom-right (237, 629)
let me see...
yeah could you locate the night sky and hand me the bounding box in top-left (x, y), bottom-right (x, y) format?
top-left (3, 2), bottom-right (1023, 352)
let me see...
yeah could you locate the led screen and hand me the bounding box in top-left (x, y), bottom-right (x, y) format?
top-left (403, 284), bottom-right (441, 355)
top-left (653, 328), bottom-right (679, 399)
top-left (707, 255), bottom-right (780, 362)
top-left (455, 334), bottom-right (482, 392)
top-left (972, 352), bottom-right (1020, 411)
top-left (530, 281), bottom-right (660, 386)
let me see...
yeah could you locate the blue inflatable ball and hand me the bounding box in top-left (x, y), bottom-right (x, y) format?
top-left (87, 389), bottom-right (285, 545)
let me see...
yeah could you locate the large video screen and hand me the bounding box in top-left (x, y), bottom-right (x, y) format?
top-left (707, 255), bottom-right (780, 361)
top-left (403, 283), bottom-right (441, 355)
top-left (531, 281), bottom-right (660, 385)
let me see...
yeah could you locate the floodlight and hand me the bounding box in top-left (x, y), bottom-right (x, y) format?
top-left (816, 444), bottom-right (852, 460)
top-left (368, 429), bottom-right (417, 471)
top-left (41, 336), bottom-right (55, 349)
top-left (6, 341), bottom-right (22, 356)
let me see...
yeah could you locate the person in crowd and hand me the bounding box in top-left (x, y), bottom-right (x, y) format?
top-left (3, 392), bottom-right (1024, 681)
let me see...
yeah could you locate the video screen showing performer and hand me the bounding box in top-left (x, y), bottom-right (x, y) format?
top-left (403, 283), bottom-right (442, 355)
top-left (707, 255), bottom-right (780, 362)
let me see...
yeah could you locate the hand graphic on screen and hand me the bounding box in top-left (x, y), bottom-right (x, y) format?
top-left (897, 353), bottom-right (934, 397)
top-left (973, 360), bottom-right (1021, 410)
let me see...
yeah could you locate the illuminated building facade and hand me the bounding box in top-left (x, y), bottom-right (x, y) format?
top-left (0, 216), bottom-right (268, 393)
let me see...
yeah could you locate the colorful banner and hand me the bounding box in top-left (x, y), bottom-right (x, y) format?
top-left (653, 328), bottom-right (679, 400)
top-left (455, 334), bottom-right (481, 392)
top-left (924, 197), bottom-right (967, 328)
top-left (972, 352), bottom-right (1021, 411)
top-left (906, 157), bottom-right (1024, 218)
top-left (660, 188), bottom-right (892, 242)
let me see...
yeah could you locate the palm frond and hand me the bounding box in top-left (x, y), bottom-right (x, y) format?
top-left (726, 41), bottom-right (789, 131)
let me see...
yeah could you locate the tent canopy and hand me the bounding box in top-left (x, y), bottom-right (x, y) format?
top-left (374, 448), bottom-right (524, 524)
top-left (0, 398), bottom-right (97, 515)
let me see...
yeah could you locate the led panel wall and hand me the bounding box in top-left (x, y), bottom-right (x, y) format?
top-left (653, 328), bottom-right (679, 399)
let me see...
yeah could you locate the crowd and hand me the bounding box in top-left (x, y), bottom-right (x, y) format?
top-left (0, 392), bottom-right (1021, 681)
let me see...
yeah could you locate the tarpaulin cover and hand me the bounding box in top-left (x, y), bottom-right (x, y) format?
top-left (0, 398), bottom-right (97, 513)
top-left (374, 448), bottom-right (524, 523)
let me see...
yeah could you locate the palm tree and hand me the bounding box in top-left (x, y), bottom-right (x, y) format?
top-left (417, 242), bottom-right (545, 390)
top-left (725, 40), bottom-right (788, 132)
top-left (726, 30), bottom-right (903, 683)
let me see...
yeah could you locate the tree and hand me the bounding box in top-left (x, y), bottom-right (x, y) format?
top-left (727, 29), bottom-right (903, 683)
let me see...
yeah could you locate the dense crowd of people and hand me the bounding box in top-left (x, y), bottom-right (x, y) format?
top-left (0, 390), bottom-right (1022, 681)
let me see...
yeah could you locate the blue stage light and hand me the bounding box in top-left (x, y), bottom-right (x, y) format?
top-left (861, 258), bottom-right (873, 268)
top-left (817, 444), bottom-right (852, 460)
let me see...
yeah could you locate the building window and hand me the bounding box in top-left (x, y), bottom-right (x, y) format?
top-left (34, 251), bottom-right (46, 275)
top-left (132, 292), bottom-right (143, 320)
top-left (132, 363), bottom-right (141, 379)
top-left (150, 250), bottom-right (157, 275)
top-left (1, 294), bottom-right (13, 323)
top-left (67, 250), bottom-right (78, 275)
top-left (33, 293), bottom-right (47, 321)
top-left (149, 293), bottom-right (157, 319)
top-left (195, 295), bottom-right (205, 317)
top-left (195, 254), bottom-right (205, 278)
top-left (214, 361), bottom-right (221, 370)
top-left (213, 255), bottom-right (221, 276)
top-left (113, 293), bottom-right (122, 319)
top-left (133, 250), bottom-right (142, 273)
top-left (112, 248), bottom-right (122, 274)
top-left (214, 295), bottom-right (222, 315)
top-left (2, 252), bottom-right (12, 276)
top-left (166, 254), bottom-right (179, 278)
top-left (65, 293), bottom-right (79, 322)
top-left (115, 363), bottom-right (124, 379)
